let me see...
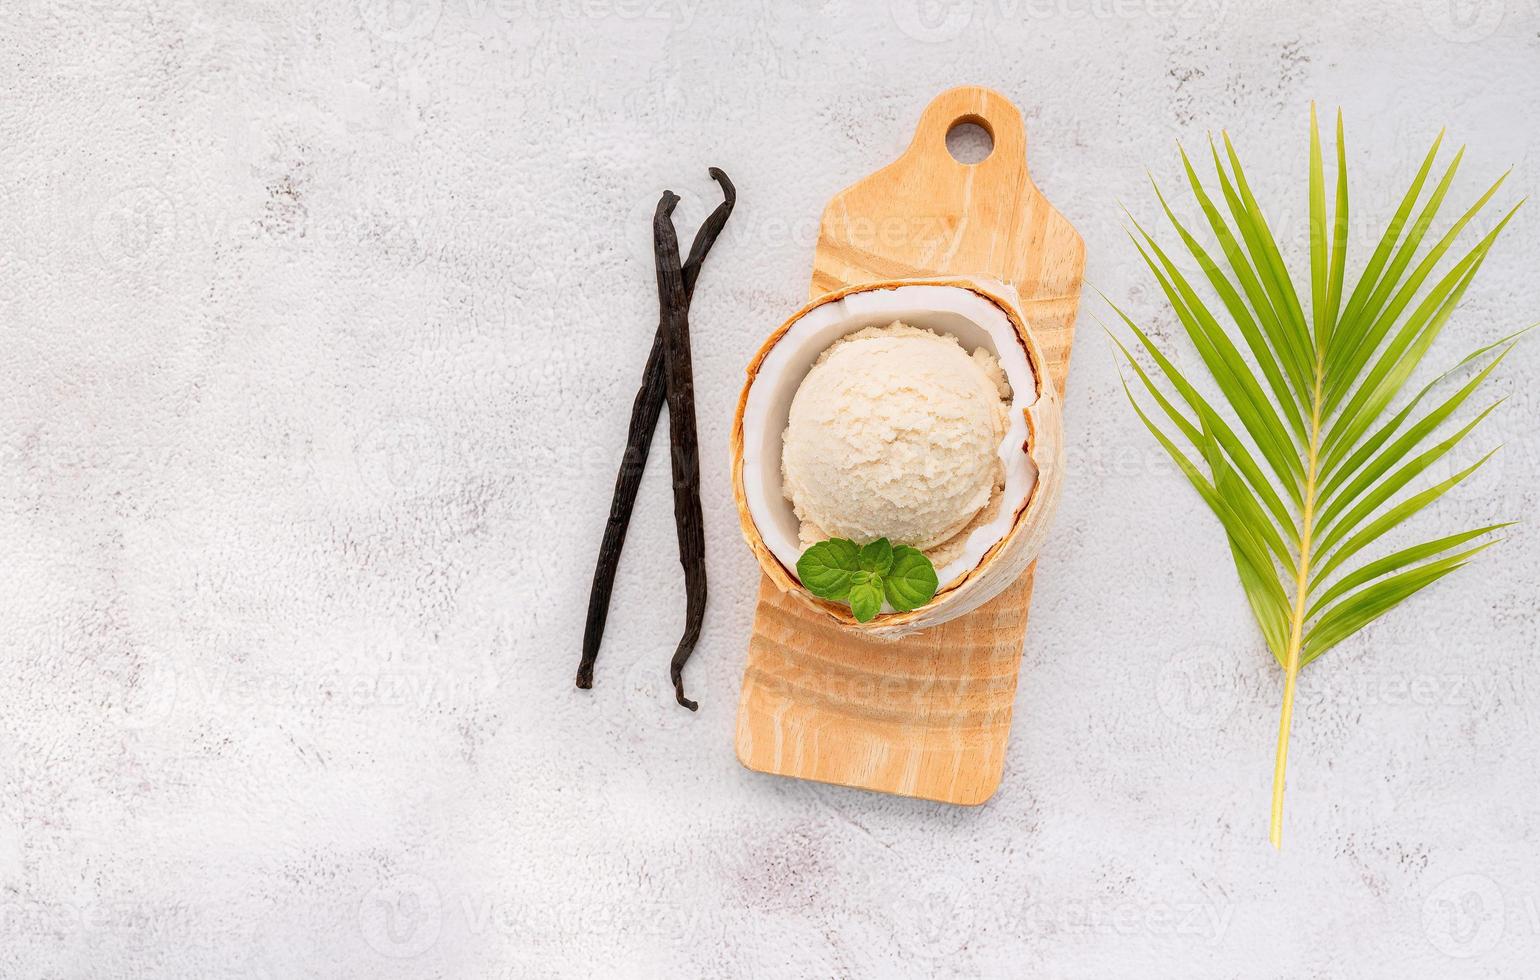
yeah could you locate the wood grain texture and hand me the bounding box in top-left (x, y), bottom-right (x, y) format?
top-left (734, 86), bottom-right (1085, 805)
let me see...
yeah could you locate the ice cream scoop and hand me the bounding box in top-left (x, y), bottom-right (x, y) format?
top-left (781, 322), bottom-right (1009, 553)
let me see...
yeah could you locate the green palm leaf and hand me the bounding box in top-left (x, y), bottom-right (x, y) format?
top-left (1114, 106), bottom-right (1522, 848)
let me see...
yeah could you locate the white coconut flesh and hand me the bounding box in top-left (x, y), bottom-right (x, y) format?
top-left (740, 284), bottom-right (1040, 599)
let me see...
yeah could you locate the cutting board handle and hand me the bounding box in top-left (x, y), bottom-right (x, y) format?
top-left (908, 85), bottom-right (1028, 181)
top-left (810, 85), bottom-right (1055, 302)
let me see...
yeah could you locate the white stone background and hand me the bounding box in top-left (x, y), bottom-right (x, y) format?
top-left (1, 0), bottom-right (1537, 976)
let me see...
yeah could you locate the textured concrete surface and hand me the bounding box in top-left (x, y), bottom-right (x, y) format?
top-left (2, 1), bottom-right (1538, 977)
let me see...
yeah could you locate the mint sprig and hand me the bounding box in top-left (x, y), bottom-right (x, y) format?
top-left (795, 537), bottom-right (939, 622)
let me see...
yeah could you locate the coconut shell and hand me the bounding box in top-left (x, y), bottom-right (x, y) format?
top-left (730, 275), bottom-right (1063, 636)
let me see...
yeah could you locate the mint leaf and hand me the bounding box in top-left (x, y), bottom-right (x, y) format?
top-left (796, 538), bottom-right (860, 599)
top-left (884, 546), bottom-right (939, 612)
top-left (798, 537), bottom-right (936, 621)
top-left (858, 537), bottom-right (894, 575)
top-left (848, 581), bottom-right (883, 622)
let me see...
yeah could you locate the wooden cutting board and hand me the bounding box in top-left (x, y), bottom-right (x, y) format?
top-left (733, 86), bottom-right (1085, 805)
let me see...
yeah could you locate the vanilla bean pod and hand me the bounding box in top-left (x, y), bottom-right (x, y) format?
top-left (651, 193), bottom-right (707, 710)
top-left (577, 169), bottom-right (735, 697)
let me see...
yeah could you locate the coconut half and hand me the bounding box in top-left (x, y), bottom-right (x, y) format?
top-left (731, 277), bottom-right (1064, 636)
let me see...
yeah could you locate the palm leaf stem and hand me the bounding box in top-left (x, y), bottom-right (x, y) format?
top-left (1272, 359), bottom-right (1325, 849)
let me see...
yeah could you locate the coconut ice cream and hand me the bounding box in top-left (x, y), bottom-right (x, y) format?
top-left (781, 321), bottom-right (1011, 558)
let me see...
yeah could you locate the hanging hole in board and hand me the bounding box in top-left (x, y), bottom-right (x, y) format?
top-left (945, 116), bottom-right (994, 164)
